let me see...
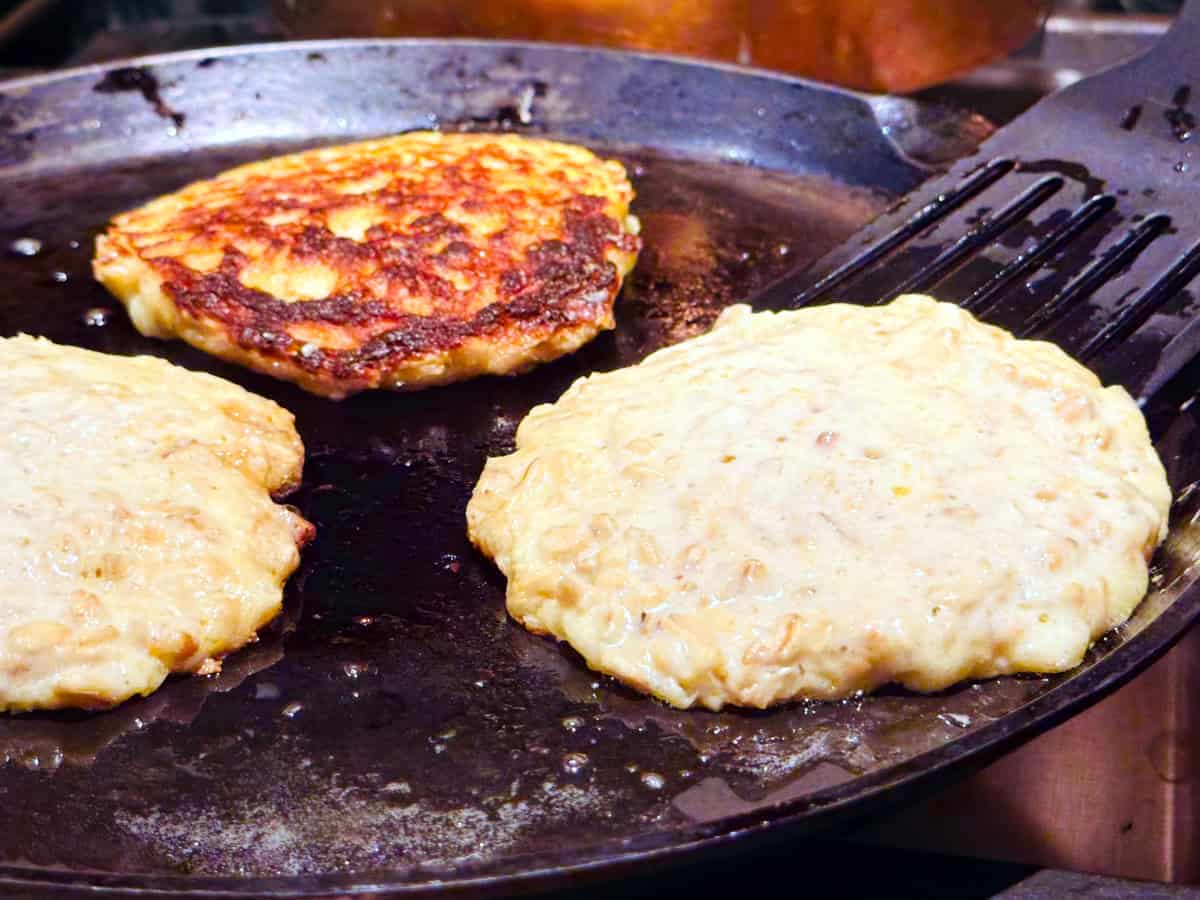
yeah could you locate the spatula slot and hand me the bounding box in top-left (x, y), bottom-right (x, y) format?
top-left (884, 176), bottom-right (1066, 299)
top-left (790, 158), bottom-right (1016, 308)
top-left (1018, 215), bottom-right (1173, 338)
top-left (1081, 239), bottom-right (1200, 363)
top-left (963, 195), bottom-right (1117, 316)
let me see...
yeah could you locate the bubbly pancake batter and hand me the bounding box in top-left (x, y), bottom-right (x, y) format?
top-left (0, 336), bottom-right (311, 711)
top-left (468, 296), bottom-right (1170, 709)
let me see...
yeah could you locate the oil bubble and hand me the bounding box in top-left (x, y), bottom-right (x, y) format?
top-left (82, 307), bottom-right (112, 327)
top-left (938, 712), bottom-right (972, 729)
top-left (281, 701), bottom-right (304, 718)
top-left (640, 772), bottom-right (666, 790)
top-left (9, 237), bottom-right (41, 256)
top-left (562, 752), bottom-right (590, 776)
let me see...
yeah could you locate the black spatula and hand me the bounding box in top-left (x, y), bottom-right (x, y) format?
top-left (755, 0), bottom-right (1200, 405)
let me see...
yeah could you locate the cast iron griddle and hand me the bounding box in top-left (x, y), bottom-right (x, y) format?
top-left (0, 41), bottom-right (1198, 897)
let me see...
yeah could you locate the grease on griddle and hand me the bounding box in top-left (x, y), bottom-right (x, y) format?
top-left (94, 67), bottom-right (185, 129)
top-left (7, 237), bottom-right (40, 257)
top-left (617, 152), bottom-right (883, 347)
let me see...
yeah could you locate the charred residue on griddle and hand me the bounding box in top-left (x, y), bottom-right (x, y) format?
top-left (1165, 84), bottom-right (1194, 143)
top-left (1120, 104), bottom-right (1143, 131)
top-left (0, 96), bottom-right (37, 163)
top-left (465, 85), bottom-right (546, 131)
top-left (93, 67), bottom-right (186, 129)
top-left (491, 106), bottom-right (525, 129)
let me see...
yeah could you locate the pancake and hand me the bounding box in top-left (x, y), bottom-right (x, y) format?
top-left (93, 132), bottom-right (641, 398)
top-left (467, 295), bottom-right (1171, 710)
top-left (0, 336), bottom-right (312, 712)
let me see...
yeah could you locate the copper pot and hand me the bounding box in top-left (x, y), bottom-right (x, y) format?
top-left (272, 0), bottom-right (1048, 94)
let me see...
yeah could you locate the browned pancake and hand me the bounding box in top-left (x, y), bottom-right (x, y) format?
top-left (93, 132), bottom-right (641, 398)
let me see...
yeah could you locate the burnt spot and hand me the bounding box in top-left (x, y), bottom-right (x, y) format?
top-left (438, 240), bottom-right (475, 262)
top-left (291, 225), bottom-right (375, 264)
top-left (499, 269), bottom-right (527, 295)
top-left (94, 67), bottom-right (186, 128)
top-left (408, 214), bottom-right (469, 242)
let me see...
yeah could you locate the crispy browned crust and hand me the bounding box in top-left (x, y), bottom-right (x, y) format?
top-left (93, 132), bottom-right (641, 397)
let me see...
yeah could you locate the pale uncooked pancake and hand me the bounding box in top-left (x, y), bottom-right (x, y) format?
top-left (467, 295), bottom-right (1171, 710)
top-left (0, 336), bottom-right (312, 712)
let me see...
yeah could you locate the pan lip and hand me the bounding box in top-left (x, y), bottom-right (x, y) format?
top-left (0, 36), bottom-right (876, 104)
top-left (0, 585), bottom-right (1194, 896)
top-left (0, 38), bottom-right (948, 178)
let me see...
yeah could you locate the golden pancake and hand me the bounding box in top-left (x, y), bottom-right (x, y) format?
top-left (93, 132), bottom-right (640, 398)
